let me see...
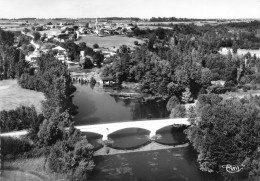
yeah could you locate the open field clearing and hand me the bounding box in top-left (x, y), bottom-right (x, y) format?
top-left (39, 28), bottom-right (62, 35)
top-left (76, 35), bottom-right (144, 49)
top-left (0, 80), bottom-right (45, 112)
top-left (138, 26), bottom-right (173, 30)
top-left (2, 156), bottom-right (66, 181)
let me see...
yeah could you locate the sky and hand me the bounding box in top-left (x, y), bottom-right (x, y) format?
top-left (0, 0), bottom-right (259, 19)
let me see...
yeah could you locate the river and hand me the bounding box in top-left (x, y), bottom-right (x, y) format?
top-left (73, 83), bottom-right (222, 180)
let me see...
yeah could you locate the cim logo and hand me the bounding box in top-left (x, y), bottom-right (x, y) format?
top-left (222, 164), bottom-right (244, 173)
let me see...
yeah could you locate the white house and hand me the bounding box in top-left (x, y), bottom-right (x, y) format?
top-left (52, 46), bottom-right (66, 52)
top-left (218, 47), bottom-right (233, 55)
top-left (66, 60), bottom-right (81, 69)
top-left (25, 51), bottom-right (42, 67)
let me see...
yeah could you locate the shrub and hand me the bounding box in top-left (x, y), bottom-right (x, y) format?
top-left (230, 87), bottom-right (237, 92)
top-left (224, 80), bottom-right (236, 88)
top-left (181, 87), bottom-right (193, 103)
top-left (37, 119), bottom-right (63, 147)
top-left (166, 96), bottom-right (180, 111)
top-left (47, 138), bottom-right (95, 180)
top-left (251, 85), bottom-right (257, 90)
top-left (242, 85), bottom-right (250, 92)
top-left (170, 105), bottom-right (186, 118)
top-left (207, 85), bottom-right (231, 94)
top-left (243, 86), bottom-right (248, 92)
top-left (0, 105), bottom-right (42, 133)
top-left (198, 87), bottom-right (207, 95)
top-left (1, 137), bottom-right (32, 159)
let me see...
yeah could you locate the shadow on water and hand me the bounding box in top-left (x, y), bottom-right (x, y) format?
top-left (156, 125), bottom-right (188, 146)
top-left (108, 128), bottom-right (150, 149)
top-left (81, 132), bottom-right (103, 149)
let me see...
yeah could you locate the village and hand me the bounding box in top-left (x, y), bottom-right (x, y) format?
top-left (17, 18), bottom-right (143, 85)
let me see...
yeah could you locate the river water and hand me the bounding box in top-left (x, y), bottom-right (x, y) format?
top-left (73, 83), bottom-right (222, 180)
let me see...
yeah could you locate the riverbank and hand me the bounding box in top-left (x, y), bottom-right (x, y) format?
top-left (0, 79), bottom-right (45, 113)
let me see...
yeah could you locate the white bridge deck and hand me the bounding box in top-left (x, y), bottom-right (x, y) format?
top-left (0, 118), bottom-right (190, 140)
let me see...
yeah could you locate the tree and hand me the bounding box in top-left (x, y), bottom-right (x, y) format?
top-left (23, 28), bottom-right (30, 34)
top-left (186, 94), bottom-right (260, 178)
top-left (93, 44), bottom-right (99, 49)
top-left (82, 57), bottom-right (93, 69)
top-left (93, 52), bottom-right (104, 67)
top-left (33, 31), bottom-right (41, 41)
top-left (28, 44), bottom-right (35, 52)
top-left (182, 87), bottom-right (193, 103)
top-left (170, 104), bottom-right (186, 118)
top-left (47, 128), bottom-right (95, 180)
top-left (57, 34), bottom-right (69, 42)
top-left (201, 68), bottom-right (213, 86)
top-left (155, 27), bottom-right (166, 40)
top-left (79, 42), bottom-right (87, 50)
top-left (166, 96), bottom-right (180, 111)
top-left (37, 118), bottom-right (63, 147)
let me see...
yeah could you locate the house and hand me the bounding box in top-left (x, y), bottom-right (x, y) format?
top-left (55, 53), bottom-right (67, 61)
top-left (52, 46), bottom-right (66, 52)
top-left (99, 76), bottom-right (114, 86)
top-left (25, 51), bottom-right (42, 67)
top-left (211, 80), bottom-right (226, 87)
top-left (66, 60), bottom-right (81, 69)
top-left (218, 47), bottom-right (233, 55)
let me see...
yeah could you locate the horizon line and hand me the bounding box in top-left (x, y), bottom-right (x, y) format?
top-left (1, 17), bottom-right (259, 20)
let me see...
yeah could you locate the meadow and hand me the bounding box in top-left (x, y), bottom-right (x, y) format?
top-left (0, 80), bottom-right (45, 113)
top-left (76, 34), bottom-right (144, 49)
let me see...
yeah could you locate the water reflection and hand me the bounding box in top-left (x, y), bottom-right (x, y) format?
top-left (73, 83), bottom-right (223, 180)
top-left (156, 125), bottom-right (188, 145)
top-left (73, 83), bottom-right (169, 125)
top-left (81, 132), bottom-right (103, 149)
top-left (109, 128), bottom-right (150, 149)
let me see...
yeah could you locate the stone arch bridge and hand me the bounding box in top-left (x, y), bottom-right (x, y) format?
top-left (0, 118), bottom-right (190, 140)
top-left (75, 118), bottom-right (190, 140)
top-left (71, 74), bottom-right (89, 82)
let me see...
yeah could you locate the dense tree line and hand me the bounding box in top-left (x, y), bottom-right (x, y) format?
top-left (18, 53), bottom-right (77, 118)
top-left (186, 94), bottom-right (260, 180)
top-left (102, 24), bottom-right (260, 102)
top-left (0, 105), bottom-right (44, 132)
top-left (0, 29), bottom-right (31, 79)
top-left (150, 17), bottom-right (222, 22)
top-left (0, 33), bottom-right (95, 178)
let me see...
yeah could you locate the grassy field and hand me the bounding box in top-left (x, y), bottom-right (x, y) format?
top-left (76, 34), bottom-right (144, 49)
top-left (0, 80), bottom-right (45, 113)
top-left (2, 157), bottom-right (66, 181)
